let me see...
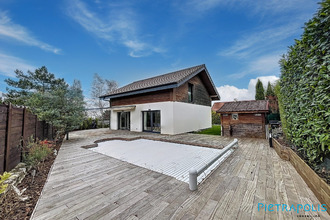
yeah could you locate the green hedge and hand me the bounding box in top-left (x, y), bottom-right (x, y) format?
top-left (279, 0), bottom-right (330, 164)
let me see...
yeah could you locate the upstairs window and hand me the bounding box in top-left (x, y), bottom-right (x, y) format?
top-left (188, 83), bottom-right (194, 103)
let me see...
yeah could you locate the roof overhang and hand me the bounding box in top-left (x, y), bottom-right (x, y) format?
top-left (110, 105), bottom-right (136, 111)
top-left (101, 84), bottom-right (177, 101)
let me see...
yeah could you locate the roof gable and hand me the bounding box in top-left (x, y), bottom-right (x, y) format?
top-left (100, 64), bottom-right (220, 100)
top-left (217, 100), bottom-right (269, 113)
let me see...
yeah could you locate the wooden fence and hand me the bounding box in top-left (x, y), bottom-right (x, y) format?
top-left (0, 103), bottom-right (55, 174)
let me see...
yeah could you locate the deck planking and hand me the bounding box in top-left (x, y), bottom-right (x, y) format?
top-left (31, 129), bottom-right (329, 220)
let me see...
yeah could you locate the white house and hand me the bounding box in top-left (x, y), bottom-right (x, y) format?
top-left (100, 64), bottom-right (220, 135)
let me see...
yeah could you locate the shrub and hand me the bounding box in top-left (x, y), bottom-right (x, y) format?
top-left (80, 117), bottom-right (99, 130)
top-left (212, 111), bottom-right (221, 125)
top-left (23, 137), bottom-right (52, 167)
top-left (279, 0), bottom-right (330, 164)
top-left (0, 172), bottom-right (11, 194)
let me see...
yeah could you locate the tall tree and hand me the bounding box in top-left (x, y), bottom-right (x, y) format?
top-left (5, 66), bottom-right (66, 105)
top-left (5, 67), bottom-right (85, 139)
top-left (255, 79), bottom-right (265, 100)
top-left (265, 82), bottom-right (275, 97)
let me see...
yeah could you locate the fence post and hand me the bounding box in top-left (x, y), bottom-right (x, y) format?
top-left (21, 107), bottom-right (27, 161)
top-left (5, 103), bottom-right (12, 171)
top-left (22, 107), bottom-right (27, 142)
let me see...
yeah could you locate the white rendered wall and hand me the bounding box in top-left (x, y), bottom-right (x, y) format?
top-left (110, 101), bottom-right (211, 135)
top-left (172, 102), bottom-right (211, 134)
top-left (110, 102), bottom-right (174, 134)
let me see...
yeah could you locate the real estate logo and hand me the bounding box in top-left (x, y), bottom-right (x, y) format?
top-left (258, 203), bottom-right (327, 213)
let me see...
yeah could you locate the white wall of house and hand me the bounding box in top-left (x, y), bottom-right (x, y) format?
top-left (110, 101), bottom-right (211, 135)
top-left (172, 102), bottom-right (211, 134)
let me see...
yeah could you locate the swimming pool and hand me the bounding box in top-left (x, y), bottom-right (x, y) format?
top-left (90, 139), bottom-right (233, 184)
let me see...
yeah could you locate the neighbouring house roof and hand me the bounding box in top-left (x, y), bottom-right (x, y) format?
top-left (100, 64), bottom-right (220, 101)
top-left (217, 100), bottom-right (269, 113)
top-left (211, 102), bottom-right (226, 112)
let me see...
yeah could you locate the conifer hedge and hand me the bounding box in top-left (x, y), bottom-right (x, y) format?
top-left (279, 0), bottom-right (329, 164)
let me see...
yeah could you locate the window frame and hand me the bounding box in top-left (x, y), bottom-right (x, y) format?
top-left (142, 110), bottom-right (161, 133)
top-left (188, 83), bottom-right (194, 103)
top-left (232, 113), bottom-right (239, 120)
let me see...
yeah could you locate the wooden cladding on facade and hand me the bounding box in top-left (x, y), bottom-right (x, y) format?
top-left (175, 75), bottom-right (211, 106)
top-left (0, 104), bottom-right (55, 174)
top-left (111, 89), bottom-right (172, 107)
top-left (221, 113), bottom-right (266, 138)
top-left (110, 75), bottom-right (211, 107)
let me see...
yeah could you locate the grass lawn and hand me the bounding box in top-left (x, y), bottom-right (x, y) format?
top-left (195, 125), bottom-right (221, 135)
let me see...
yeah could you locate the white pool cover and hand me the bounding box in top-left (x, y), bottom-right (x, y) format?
top-left (90, 139), bottom-right (233, 184)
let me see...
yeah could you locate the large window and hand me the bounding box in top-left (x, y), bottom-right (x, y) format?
top-left (143, 110), bottom-right (161, 133)
top-left (188, 83), bottom-right (194, 103)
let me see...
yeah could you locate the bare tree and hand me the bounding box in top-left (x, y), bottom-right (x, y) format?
top-left (90, 73), bottom-right (118, 127)
top-left (105, 80), bottom-right (118, 93)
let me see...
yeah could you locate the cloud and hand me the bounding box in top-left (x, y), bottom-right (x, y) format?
top-left (217, 75), bottom-right (279, 101)
top-left (219, 23), bottom-right (301, 59)
top-left (219, 22), bottom-right (303, 78)
top-left (0, 52), bottom-right (35, 77)
top-left (187, 0), bottom-right (317, 14)
top-left (229, 54), bottom-right (282, 78)
top-left (66, 0), bottom-right (163, 57)
top-left (0, 11), bottom-right (61, 54)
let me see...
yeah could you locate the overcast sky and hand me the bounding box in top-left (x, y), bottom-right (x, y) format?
top-left (0, 0), bottom-right (319, 101)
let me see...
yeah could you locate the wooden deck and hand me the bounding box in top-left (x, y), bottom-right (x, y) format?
top-left (31, 129), bottom-right (329, 220)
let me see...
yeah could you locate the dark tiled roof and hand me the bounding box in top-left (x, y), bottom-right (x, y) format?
top-left (101, 64), bottom-right (205, 97)
top-left (211, 102), bottom-right (226, 112)
top-left (217, 100), bottom-right (269, 113)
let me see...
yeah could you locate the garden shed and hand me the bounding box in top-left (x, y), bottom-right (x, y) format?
top-left (217, 100), bottom-right (269, 138)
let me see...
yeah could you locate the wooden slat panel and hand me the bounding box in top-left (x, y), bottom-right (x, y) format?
top-left (0, 123), bottom-right (7, 130)
top-left (36, 120), bottom-right (44, 140)
top-left (0, 110), bottom-right (7, 123)
top-left (9, 126), bottom-right (23, 136)
top-left (0, 105), bottom-right (7, 174)
top-left (5, 103), bottom-right (13, 172)
top-left (0, 130), bottom-right (5, 155)
top-left (0, 154), bottom-right (4, 174)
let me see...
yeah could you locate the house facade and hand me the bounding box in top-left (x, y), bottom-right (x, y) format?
top-left (100, 64), bottom-right (220, 135)
top-left (217, 100), bottom-right (269, 138)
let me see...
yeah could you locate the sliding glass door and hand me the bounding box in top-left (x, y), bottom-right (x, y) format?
top-left (143, 110), bottom-right (160, 133)
top-left (117, 112), bottom-right (130, 130)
